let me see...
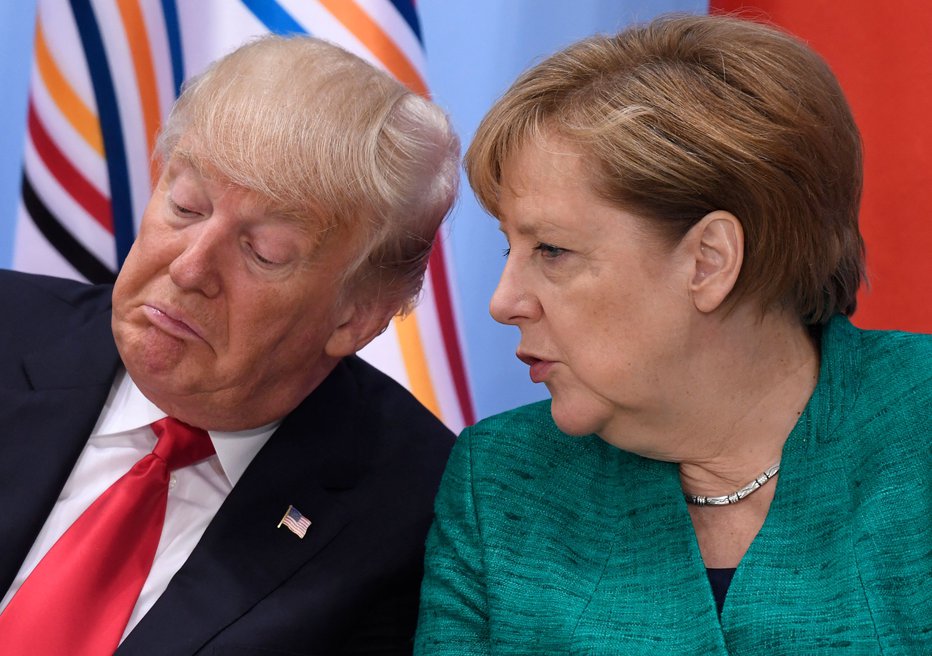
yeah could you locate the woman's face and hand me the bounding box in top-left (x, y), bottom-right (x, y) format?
top-left (491, 135), bottom-right (695, 442)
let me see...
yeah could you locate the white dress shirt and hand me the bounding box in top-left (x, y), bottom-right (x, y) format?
top-left (0, 368), bottom-right (279, 641)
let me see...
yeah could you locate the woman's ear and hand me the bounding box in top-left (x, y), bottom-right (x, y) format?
top-left (685, 210), bottom-right (744, 313)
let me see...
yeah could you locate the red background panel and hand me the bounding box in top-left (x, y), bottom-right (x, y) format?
top-left (711, 0), bottom-right (932, 332)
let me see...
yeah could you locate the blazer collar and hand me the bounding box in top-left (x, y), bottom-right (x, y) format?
top-left (21, 303), bottom-right (119, 391)
top-left (0, 308), bottom-right (120, 593)
top-left (118, 358), bottom-right (373, 654)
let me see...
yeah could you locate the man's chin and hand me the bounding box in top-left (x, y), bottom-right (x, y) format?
top-left (118, 323), bottom-right (188, 371)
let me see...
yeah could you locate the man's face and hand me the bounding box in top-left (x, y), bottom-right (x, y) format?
top-left (112, 154), bottom-right (363, 430)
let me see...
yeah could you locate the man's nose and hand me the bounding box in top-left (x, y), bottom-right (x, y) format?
top-left (168, 222), bottom-right (224, 297)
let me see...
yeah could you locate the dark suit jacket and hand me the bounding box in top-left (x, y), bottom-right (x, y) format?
top-left (0, 270), bottom-right (455, 655)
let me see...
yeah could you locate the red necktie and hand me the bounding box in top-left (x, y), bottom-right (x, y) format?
top-left (0, 417), bottom-right (215, 655)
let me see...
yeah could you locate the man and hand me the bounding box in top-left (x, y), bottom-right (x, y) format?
top-left (0, 35), bottom-right (459, 654)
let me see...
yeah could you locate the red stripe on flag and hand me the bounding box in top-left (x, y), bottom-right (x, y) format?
top-left (428, 242), bottom-right (476, 427)
top-left (27, 99), bottom-right (113, 234)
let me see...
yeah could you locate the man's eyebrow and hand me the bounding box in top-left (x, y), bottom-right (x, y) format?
top-left (266, 210), bottom-right (317, 235)
top-left (260, 204), bottom-right (343, 253)
top-left (166, 151), bottom-right (337, 242)
top-left (162, 151), bottom-right (206, 184)
top-left (182, 148), bottom-right (226, 173)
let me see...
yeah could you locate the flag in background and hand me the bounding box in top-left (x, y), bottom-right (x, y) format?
top-left (13, 0), bottom-right (475, 432)
top-left (710, 0), bottom-right (932, 333)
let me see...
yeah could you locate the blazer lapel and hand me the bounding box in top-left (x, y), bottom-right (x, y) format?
top-left (0, 309), bottom-right (119, 593)
top-left (118, 360), bottom-right (371, 655)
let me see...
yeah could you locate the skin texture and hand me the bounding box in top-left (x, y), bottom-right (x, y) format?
top-left (491, 135), bottom-right (698, 443)
top-left (112, 153), bottom-right (385, 431)
top-left (491, 134), bottom-right (820, 566)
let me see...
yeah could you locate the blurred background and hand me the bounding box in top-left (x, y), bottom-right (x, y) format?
top-left (0, 1), bottom-right (929, 431)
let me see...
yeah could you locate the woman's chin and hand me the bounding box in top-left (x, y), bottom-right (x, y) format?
top-left (549, 398), bottom-right (605, 437)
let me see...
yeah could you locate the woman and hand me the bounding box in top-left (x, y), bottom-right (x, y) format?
top-left (415, 14), bottom-right (930, 654)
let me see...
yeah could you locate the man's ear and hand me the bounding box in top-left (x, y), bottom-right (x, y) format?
top-left (324, 300), bottom-right (396, 359)
top-left (685, 210), bottom-right (744, 314)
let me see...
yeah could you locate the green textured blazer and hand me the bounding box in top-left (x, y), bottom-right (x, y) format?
top-left (415, 317), bottom-right (931, 654)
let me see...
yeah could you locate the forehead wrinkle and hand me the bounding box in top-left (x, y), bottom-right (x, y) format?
top-left (497, 205), bottom-right (577, 240)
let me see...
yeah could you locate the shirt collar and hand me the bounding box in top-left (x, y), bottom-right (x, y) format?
top-left (91, 368), bottom-right (279, 486)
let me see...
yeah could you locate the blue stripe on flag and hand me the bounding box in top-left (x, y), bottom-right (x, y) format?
top-left (389, 0), bottom-right (422, 43)
top-left (241, 0), bottom-right (308, 36)
top-left (161, 0), bottom-right (185, 97)
top-left (70, 0), bottom-right (136, 267)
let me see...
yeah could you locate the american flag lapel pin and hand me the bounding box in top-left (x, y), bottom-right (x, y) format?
top-left (278, 504), bottom-right (312, 539)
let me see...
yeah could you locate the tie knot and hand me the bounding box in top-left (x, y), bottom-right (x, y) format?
top-left (150, 417), bottom-right (215, 471)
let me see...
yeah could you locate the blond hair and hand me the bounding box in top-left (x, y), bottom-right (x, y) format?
top-left (158, 35), bottom-right (459, 314)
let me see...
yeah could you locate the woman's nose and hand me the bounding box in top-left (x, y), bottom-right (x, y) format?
top-left (489, 257), bottom-right (539, 325)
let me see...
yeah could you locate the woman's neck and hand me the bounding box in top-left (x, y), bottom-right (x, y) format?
top-left (673, 308), bottom-right (820, 569)
top-left (606, 306), bottom-right (820, 495)
top-left (680, 310), bottom-right (818, 496)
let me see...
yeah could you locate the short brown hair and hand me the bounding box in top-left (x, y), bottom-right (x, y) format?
top-left (158, 35), bottom-right (459, 315)
top-left (466, 13), bottom-right (864, 324)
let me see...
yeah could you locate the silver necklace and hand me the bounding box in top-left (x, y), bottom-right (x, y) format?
top-left (683, 462), bottom-right (781, 506)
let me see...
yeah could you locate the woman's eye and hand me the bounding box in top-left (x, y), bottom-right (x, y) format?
top-left (502, 247), bottom-right (511, 258)
top-left (534, 242), bottom-right (567, 259)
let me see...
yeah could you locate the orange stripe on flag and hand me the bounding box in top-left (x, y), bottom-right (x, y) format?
top-left (116, 0), bottom-right (161, 185)
top-left (319, 0), bottom-right (440, 417)
top-left (393, 312), bottom-right (442, 420)
top-left (34, 21), bottom-right (104, 156)
top-left (317, 0), bottom-right (428, 96)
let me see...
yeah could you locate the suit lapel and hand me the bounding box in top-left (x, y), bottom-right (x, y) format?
top-left (118, 360), bottom-right (371, 655)
top-left (0, 308), bottom-right (119, 593)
